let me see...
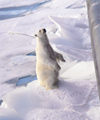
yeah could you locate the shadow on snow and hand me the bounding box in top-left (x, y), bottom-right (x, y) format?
top-left (4, 75), bottom-right (37, 87)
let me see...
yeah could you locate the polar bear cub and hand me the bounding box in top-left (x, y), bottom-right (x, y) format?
top-left (35, 29), bottom-right (65, 89)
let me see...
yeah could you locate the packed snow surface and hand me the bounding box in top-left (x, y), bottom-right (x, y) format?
top-left (0, 0), bottom-right (100, 120)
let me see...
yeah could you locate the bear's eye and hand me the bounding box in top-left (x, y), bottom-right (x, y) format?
top-left (39, 30), bottom-right (41, 32)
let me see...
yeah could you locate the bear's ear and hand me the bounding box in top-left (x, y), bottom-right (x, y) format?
top-left (35, 34), bottom-right (37, 37)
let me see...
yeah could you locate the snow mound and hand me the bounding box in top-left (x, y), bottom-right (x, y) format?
top-left (0, 61), bottom-right (98, 120)
top-left (26, 109), bottom-right (86, 120)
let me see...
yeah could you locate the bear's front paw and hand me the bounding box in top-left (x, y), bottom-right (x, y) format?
top-left (56, 64), bottom-right (61, 70)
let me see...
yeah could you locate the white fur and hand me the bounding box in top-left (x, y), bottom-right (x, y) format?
top-left (35, 29), bottom-right (59, 89)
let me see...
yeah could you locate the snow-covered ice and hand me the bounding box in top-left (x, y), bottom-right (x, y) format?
top-left (0, 0), bottom-right (100, 119)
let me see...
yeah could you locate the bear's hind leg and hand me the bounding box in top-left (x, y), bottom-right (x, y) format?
top-left (39, 79), bottom-right (46, 87)
top-left (45, 78), bottom-right (59, 90)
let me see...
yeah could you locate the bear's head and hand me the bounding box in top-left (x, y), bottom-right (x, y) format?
top-left (35, 29), bottom-right (47, 40)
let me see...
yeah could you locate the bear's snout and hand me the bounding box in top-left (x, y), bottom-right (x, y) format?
top-left (42, 28), bottom-right (46, 33)
top-left (39, 29), bottom-right (46, 33)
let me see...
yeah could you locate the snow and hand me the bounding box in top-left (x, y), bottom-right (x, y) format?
top-left (0, 0), bottom-right (100, 119)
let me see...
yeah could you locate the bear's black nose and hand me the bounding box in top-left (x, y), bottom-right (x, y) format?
top-left (43, 28), bottom-right (46, 33)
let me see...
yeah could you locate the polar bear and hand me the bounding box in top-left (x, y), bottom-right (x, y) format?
top-left (35, 29), bottom-right (65, 89)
